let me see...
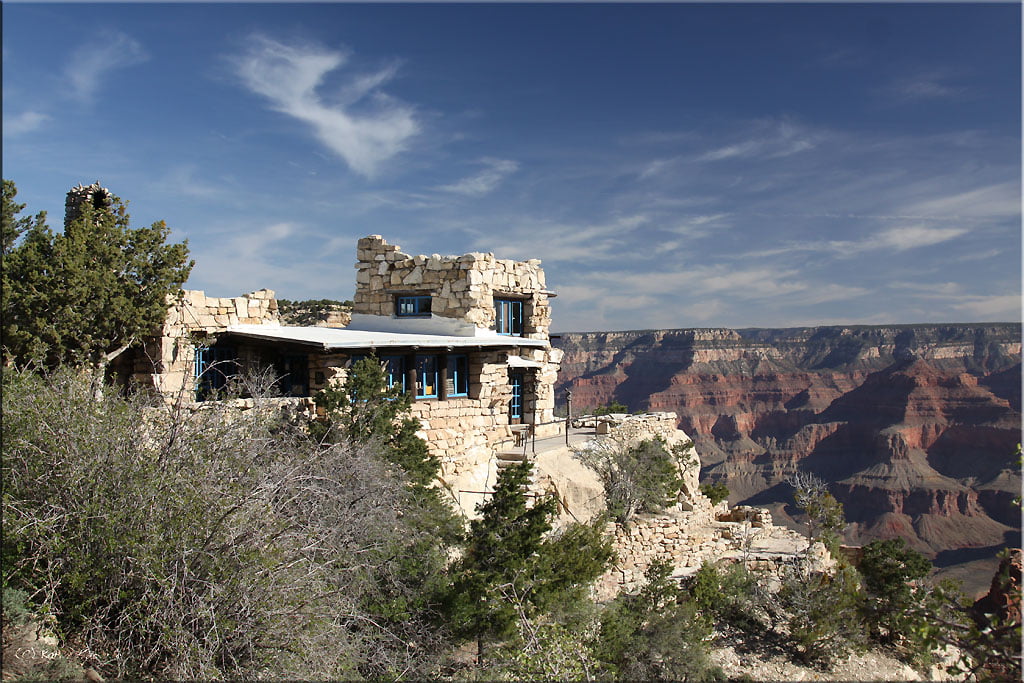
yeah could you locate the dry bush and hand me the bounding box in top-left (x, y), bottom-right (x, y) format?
top-left (2, 367), bottom-right (447, 679)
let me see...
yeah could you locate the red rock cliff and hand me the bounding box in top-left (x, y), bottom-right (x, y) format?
top-left (554, 324), bottom-right (1021, 565)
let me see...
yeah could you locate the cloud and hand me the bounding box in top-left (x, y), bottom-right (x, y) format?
top-left (882, 69), bottom-right (965, 102)
top-left (949, 294), bottom-right (1022, 320)
top-left (232, 35), bottom-right (418, 177)
top-left (695, 117), bottom-right (822, 163)
top-left (437, 158), bottom-right (519, 196)
top-left (744, 223), bottom-right (969, 260)
top-left (230, 221), bottom-right (297, 261)
top-left (66, 31), bottom-right (147, 102)
top-left (3, 110), bottom-right (49, 135)
top-left (902, 181), bottom-right (1021, 220)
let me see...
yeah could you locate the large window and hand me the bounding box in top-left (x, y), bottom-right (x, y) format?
top-left (194, 344), bottom-right (237, 400)
top-left (351, 353), bottom-right (467, 400)
top-left (395, 295), bottom-right (432, 317)
top-left (277, 353), bottom-right (309, 397)
top-left (495, 298), bottom-right (524, 336)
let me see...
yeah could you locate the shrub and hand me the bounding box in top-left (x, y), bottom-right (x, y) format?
top-left (595, 560), bottom-right (725, 681)
top-left (700, 481), bottom-right (730, 505)
top-left (574, 437), bottom-right (684, 523)
top-left (779, 564), bottom-right (866, 666)
top-left (2, 367), bottom-right (447, 679)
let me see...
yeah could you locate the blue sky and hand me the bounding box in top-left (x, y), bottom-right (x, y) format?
top-left (3, 2), bottom-right (1020, 332)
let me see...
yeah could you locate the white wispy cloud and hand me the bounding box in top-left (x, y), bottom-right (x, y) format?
top-left (66, 31), bottom-right (147, 102)
top-left (902, 181), bottom-right (1021, 219)
top-left (949, 294), bottom-right (1022, 320)
top-left (695, 117), bottom-right (822, 163)
top-left (3, 110), bottom-right (49, 135)
top-left (232, 35), bottom-right (418, 177)
top-left (743, 223), bottom-right (969, 260)
top-left (438, 158), bottom-right (519, 196)
top-left (882, 69), bottom-right (965, 102)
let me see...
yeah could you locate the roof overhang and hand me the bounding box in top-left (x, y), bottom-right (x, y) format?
top-left (507, 355), bottom-right (544, 368)
top-left (224, 324), bottom-right (548, 352)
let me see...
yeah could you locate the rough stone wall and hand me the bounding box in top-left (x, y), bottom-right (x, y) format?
top-left (307, 346), bottom-right (562, 483)
top-left (353, 235), bottom-right (551, 339)
top-left (596, 504), bottom-right (826, 599)
top-left (129, 289), bottom-right (279, 397)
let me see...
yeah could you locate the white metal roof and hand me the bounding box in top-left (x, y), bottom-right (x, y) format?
top-left (225, 324), bottom-right (548, 351)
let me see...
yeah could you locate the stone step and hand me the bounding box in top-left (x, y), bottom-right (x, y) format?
top-left (496, 451), bottom-right (529, 462)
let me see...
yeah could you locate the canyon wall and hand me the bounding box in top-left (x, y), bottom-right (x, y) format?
top-left (554, 324), bottom-right (1021, 574)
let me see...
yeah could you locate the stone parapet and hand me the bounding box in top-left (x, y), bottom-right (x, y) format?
top-left (353, 235), bottom-right (551, 338)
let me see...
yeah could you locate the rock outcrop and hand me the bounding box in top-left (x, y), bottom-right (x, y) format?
top-left (554, 324), bottom-right (1022, 584)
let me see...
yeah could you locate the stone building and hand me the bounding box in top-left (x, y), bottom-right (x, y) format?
top-left (118, 235), bottom-right (563, 511)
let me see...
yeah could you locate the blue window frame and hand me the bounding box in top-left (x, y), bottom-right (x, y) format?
top-left (415, 354), bottom-right (438, 398)
top-left (382, 355), bottom-right (406, 392)
top-left (194, 344), bottom-right (237, 400)
top-left (509, 370), bottom-right (524, 421)
top-left (448, 354), bottom-right (469, 397)
top-left (395, 295), bottom-right (432, 317)
top-left (495, 298), bottom-right (524, 336)
top-left (351, 354), bottom-right (406, 392)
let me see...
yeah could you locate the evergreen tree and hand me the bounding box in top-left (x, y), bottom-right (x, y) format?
top-left (444, 461), bottom-right (613, 661)
top-left (2, 181), bottom-right (192, 369)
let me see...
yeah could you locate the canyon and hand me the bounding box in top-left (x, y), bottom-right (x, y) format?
top-left (554, 324), bottom-right (1021, 594)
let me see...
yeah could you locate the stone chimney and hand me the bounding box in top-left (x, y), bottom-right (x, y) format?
top-left (64, 181), bottom-right (112, 229)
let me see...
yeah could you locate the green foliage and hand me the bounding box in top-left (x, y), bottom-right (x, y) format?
top-left (788, 471), bottom-right (845, 553)
top-left (444, 462), bottom-right (613, 651)
top-left (310, 356), bottom-right (462, 546)
top-left (575, 437), bottom-right (684, 523)
top-left (1, 179), bottom-right (46, 254)
top-left (594, 560), bottom-right (725, 681)
top-left (592, 400), bottom-right (630, 415)
top-left (700, 481), bottom-right (730, 506)
top-left (687, 561), bottom-right (763, 631)
top-left (2, 367), bottom-right (448, 679)
top-left (2, 182), bottom-right (193, 369)
top-left (780, 564), bottom-right (866, 666)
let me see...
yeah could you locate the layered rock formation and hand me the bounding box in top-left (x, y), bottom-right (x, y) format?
top-left (554, 324), bottom-right (1021, 581)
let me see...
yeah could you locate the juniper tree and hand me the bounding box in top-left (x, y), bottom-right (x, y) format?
top-left (2, 181), bottom-right (193, 371)
top-left (444, 461), bottom-right (613, 664)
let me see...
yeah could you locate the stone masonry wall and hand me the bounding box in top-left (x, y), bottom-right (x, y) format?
top-left (129, 289), bottom-right (279, 397)
top-left (596, 504), bottom-right (826, 599)
top-left (353, 235), bottom-right (551, 340)
top-left (307, 346), bottom-right (562, 484)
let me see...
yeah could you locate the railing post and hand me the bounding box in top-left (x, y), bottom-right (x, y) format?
top-left (565, 389), bottom-right (572, 446)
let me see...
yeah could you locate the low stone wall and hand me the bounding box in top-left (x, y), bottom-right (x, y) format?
top-left (595, 504), bottom-right (826, 600)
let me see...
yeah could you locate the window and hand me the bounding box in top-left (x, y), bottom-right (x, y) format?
top-left (448, 354), bottom-right (469, 397)
top-left (277, 353), bottom-right (309, 397)
top-left (395, 295), bottom-right (432, 317)
top-left (495, 298), bottom-right (524, 336)
top-left (509, 370), bottom-right (525, 422)
top-left (350, 353), bottom-right (468, 400)
top-left (351, 354), bottom-right (406, 392)
top-left (415, 354), bottom-right (438, 398)
top-left (382, 355), bottom-right (406, 392)
top-left (194, 344), bottom-right (237, 400)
